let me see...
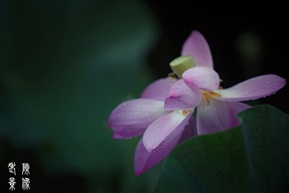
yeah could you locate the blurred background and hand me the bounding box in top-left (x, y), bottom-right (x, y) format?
top-left (1, 1), bottom-right (288, 192)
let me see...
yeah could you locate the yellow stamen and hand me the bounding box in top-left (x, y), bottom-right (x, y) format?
top-left (201, 90), bottom-right (221, 105)
top-left (168, 73), bottom-right (178, 80)
top-left (178, 110), bottom-right (190, 115)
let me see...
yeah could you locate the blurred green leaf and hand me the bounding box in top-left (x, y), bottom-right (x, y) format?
top-left (155, 105), bottom-right (289, 193)
top-left (2, 0), bottom-right (159, 192)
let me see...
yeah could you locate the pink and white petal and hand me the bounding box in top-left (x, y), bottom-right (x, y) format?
top-left (135, 112), bottom-right (192, 175)
top-left (165, 79), bottom-right (201, 110)
top-left (178, 114), bottom-right (196, 144)
top-left (183, 66), bottom-right (220, 91)
top-left (108, 99), bottom-right (168, 139)
top-left (216, 75), bottom-right (286, 102)
top-left (197, 99), bottom-right (250, 135)
top-left (134, 138), bottom-right (177, 175)
top-left (143, 111), bottom-right (192, 152)
top-left (141, 78), bottom-right (176, 101)
top-left (181, 30), bottom-right (213, 68)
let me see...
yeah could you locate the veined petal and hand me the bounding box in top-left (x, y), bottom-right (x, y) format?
top-left (165, 79), bottom-right (201, 110)
top-left (197, 99), bottom-right (250, 135)
top-left (143, 111), bottom-right (192, 152)
top-left (216, 75), bottom-right (286, 101)
top-left (141, 78), bottom-right (176, 101)
top-left (183, 66), bottom-right (220, 91)
top-left (181, 31), bottom-right (213, 68)
top-left (108, 99), bottom-right (168, 139)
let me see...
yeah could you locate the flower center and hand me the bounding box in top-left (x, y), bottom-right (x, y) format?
top-left (200, 90), bottom-right (221, 105)
top-left (178, 110), bottom-right (191, 115)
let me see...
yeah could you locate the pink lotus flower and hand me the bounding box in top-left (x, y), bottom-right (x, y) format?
top-left (108, 30), bottom-right (286, 176)
top-left (108, 78), bottom-right (195, 175)
top-left (165, 31), bottom-right (286, 135)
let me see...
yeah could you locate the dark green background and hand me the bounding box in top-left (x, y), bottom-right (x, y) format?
top-left (1, 1), bottom-right (288, 192)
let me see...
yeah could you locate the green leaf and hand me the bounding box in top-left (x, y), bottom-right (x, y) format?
top-left (154, 105), bottom-right (289, 193)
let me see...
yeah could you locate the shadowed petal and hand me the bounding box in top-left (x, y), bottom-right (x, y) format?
top-left (141, 78), bottom-right (176, 101)
top-left (178, 113), bottom-right (196, 144)
top-left (183, 66), bottom-right (220, 91)
top-left (143, 111), bottom-right (192, 152)
top-left (181, 31), bottom-right (213, 68)
top-left (197, 99), bottom-right (250, 135)
top-left (134, 139), bottom-right (177, 176)
top-left (216, 75), bottom-right (286, 101)
top-left (135, 112), bottom-right (192, 175)
top-left (165, 79), bottom-right (201, 110)
top-left (108, 99), bottom-right (168, 139)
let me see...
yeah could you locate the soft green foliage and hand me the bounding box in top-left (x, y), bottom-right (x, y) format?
top-left (2, 0), bottom-right (158, 192)
top-left (155, 105), bottom-right (289, 193)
